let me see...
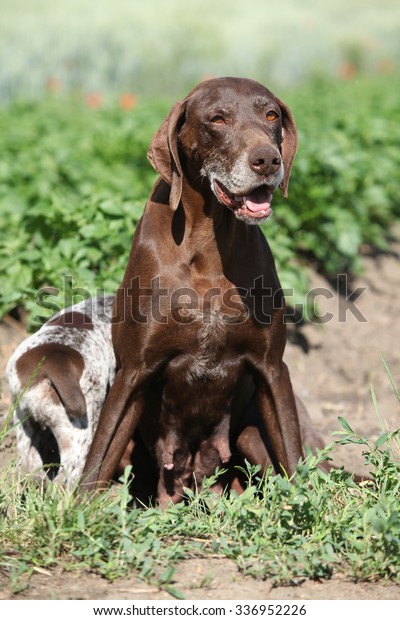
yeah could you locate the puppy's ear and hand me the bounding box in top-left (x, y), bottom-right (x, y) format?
top-left (276, 98), bottom-right (298, 198)
top-left (147, 100), bottom-right (187, 211)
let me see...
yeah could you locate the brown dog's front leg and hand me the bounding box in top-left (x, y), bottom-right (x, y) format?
top-left (80, 369), bottom-right (143, 491)
top-left (97, 396), bottom-right (144, 484)
top-left (257, 361), bottom-right (302, 476)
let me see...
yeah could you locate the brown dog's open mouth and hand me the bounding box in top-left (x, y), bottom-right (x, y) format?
top-left (213, 179), bottom-right (273, 220)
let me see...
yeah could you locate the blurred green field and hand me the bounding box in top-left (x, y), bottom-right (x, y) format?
top-left (0, 0), bottom-right (399, 102)
top-left (0, 76), bottom-right (399, 327)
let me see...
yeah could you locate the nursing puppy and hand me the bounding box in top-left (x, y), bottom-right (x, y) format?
top-left (6, 295), bottom-right (116, 485)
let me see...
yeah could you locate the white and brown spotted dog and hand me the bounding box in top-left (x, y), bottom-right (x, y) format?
top-left (6, 295), bottom-right (116, 485)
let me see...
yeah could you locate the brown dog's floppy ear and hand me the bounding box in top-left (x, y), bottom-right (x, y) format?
top-left (276, 98), bottom-right (298, 198)
top-left (147, 100), bottom-right (187, 211)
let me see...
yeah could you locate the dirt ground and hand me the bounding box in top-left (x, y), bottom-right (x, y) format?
top-left (1, 245), bottom-right (399, 600)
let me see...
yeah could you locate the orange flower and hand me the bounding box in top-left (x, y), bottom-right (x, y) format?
top-left (85, 92), bottom-right (102, 108)
top-left (337, 62), bottom-right (357, 80)
top-left (378, 58), bottom-right (395, 75)
top-left (47, 77), bottom-right (62, 92)
top-left (120, 93), bottom-right (137, 110)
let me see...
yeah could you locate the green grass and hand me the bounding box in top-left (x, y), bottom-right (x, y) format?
top-left (1, 411), bottom-right (399, 596)
top-left (0, 76), bottom-right (400, 327)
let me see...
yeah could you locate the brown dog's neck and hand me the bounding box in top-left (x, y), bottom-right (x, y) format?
top-left (150, 175), bottom-right (246, 241)
top-left (143, 175), bottom-right (267, 290)
top-left (178, 177), bottom-right (249, 263)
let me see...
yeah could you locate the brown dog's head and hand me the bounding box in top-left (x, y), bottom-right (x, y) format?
top-left (147, 77), bottom-right (298, 223)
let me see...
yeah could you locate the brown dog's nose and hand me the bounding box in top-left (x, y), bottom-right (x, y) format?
top-left (249, 146), bottom-right (281, 176)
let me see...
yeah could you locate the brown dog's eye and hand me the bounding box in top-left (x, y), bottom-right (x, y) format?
top-left (266, 111), bottom-right (279, 122)
top-left (210, 115), bottom-right (226, 124)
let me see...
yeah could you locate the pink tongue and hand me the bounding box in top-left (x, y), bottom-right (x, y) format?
top-left (244, 187), bottom-right (273, 212)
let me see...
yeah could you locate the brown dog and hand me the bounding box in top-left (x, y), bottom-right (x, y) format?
top-left (80, 77), bottom-right (304, 503)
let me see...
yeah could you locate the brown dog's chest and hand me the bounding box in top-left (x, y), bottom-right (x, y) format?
top-left (138, 306), bottom-right (252, 441)
top-left (146, 300), bottom-right (247, 373)
top-left (167, 309), bottom-right (244, 383)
